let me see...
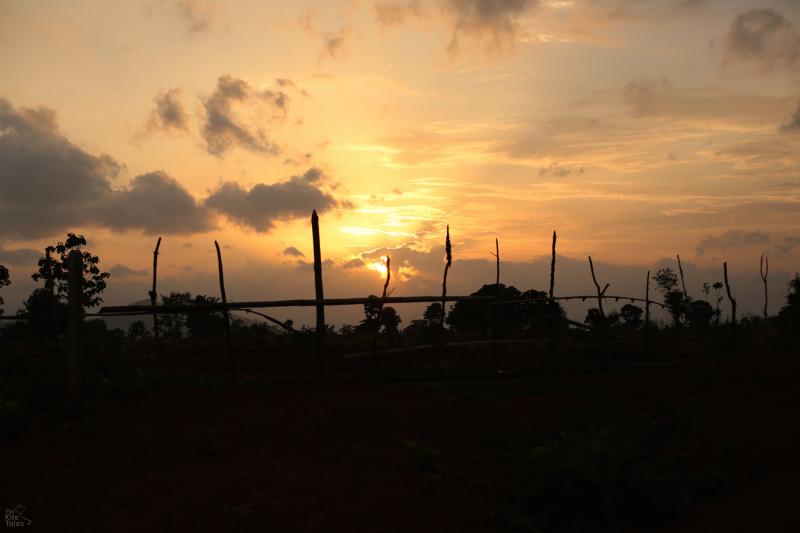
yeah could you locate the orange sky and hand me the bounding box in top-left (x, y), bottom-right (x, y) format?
top-left (1, 0), bottom-right (799, 323)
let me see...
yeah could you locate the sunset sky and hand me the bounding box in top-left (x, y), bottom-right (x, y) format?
top-left (1, 0), bottom-right (799, 324)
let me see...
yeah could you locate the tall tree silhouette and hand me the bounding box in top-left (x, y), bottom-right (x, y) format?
top-left (0, 264), bottom-right (9, 315)
top-left (31, 233), bottom-right (110, 309)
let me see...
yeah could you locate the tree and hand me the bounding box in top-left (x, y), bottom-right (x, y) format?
top-left (185, 294), bottom-right (227, 338)
top-left (159, 291), bottom-right (193, 337)
top-left (619, 303), bottom-right (643, 327)
top-left (778, 274), bottom-right (800, 324)
top-left (17, 288), bottom-right (68, 335)
top-left (686, 299), bottom-right (714, 327)
top-left (128, 320), bottom-right (150, 339)
top-left (356, 295), bottom-right (382, 334)
top-left (653, 268), bottom-right (685, 327)
top-left (380, 306), bottom-right (402, 334)
top-left (652, 268), bottom-right (679, 297)
top-left (446, 284), bottom-right (523, 335)
top-left (31, 233), bottom-right (110, 308)
top-left (0, 265), bottom-right (9, 315)
top-left (423, 302), bottom-right (443, 325)
top-left (520, 289), bottom-right (564, 332)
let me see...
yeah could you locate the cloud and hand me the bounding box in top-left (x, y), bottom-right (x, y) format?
top-left (282, 246), bottom-right (305, 257)
top-left (722, 8), bottom-right (800, 73)
top-left (143, 88), bottom-right (189, 134)
top-left (109, 264), bottom-right (148, 278)
top-left (780, 100), bottom-right (800, 133)
top-left (622, 77), bottom-right (675, 116)
top-left (98, 172), bottom-right (211, 234)
top-left (696, 230), bottom-right (770, 256)
top-left (201, 75), bottom-right (289, 157)
top-left (174, 0), bottom-right (215, 34)
top-left (0, 247), bottom-right (39, 266)
top-left (342, 257), bottom-right (366, 269)
top-left (204, 168), bottom-right (350, 232)
top-left (375, 1), bottom-right (423, 27)
top-left (0, 98), bottom-right (213, 238)
top-left (775, 237), bottom-right (800, 257)
top-left (0, 98), bottom-right (120, 238)
top-left (443, 0), bottom-right (538, 54)
top-left (298, 7), bottom-right (349, 61)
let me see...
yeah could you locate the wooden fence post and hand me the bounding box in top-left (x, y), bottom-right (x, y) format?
top-left (150, 237), bottom-right (162, 341)
top-left (723, 261), bottom-right (737, 327)
top-left (760, 255), bottom-right (769, 321)
top-left (66, 250), bottom-right (83, 398)
top-left (311, 210), bottom-right (326, 377)
top-left (215, 241), bottom-right (236, 385)
top-left (677, 254), bottom-right (688, 299)
top-left (644, 270), bottom-right (651, 347)
top-left (549, 230), bottom-right (557, 353)
top-left (437, 225), bottom-right (452, 375)
top-left (490, 238), bottom-right (500, 372)
top-left (588, 256), bottom-right (609, 318)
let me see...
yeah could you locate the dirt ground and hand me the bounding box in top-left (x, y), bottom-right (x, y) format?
top-left (2, 350), bottom-right (799, 532)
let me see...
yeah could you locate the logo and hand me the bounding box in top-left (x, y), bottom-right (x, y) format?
top-left (4, 505), bottom-right (31, 527)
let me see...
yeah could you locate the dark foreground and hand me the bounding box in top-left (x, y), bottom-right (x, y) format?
top-left (2, 350), bottom-right (799, 532)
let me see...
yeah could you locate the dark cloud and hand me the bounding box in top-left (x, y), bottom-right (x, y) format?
top-left (109, 264), bottom-right (148, 278)
top-left (144, 88), bottom-right (189, 134)
top-left (342, 257), bottom-right (365, 269)
top-left (0, 98), bottom-right (120, 238)
top-left (780, 100), bottom-right (800, 132)
top-left (0, 247), bottom-right (39, 266)
top-left (98, 172), bottom-right (211, 235)
top-left (722, 8), bottom-right (800, 73)
top-left (201, 75), bottom-right (289, 157)
top-left (696, 230), bottom-right (770, 256)
top-left (174, 0), bottom-right (215, 34)
top-left (204, 168), bottom-right (350, 232)
top-left (282, 246), bottom-right (305, 258)
top-left (539, 162), bottom-right (582, 177)
top-left (375, 1), bottom-right (423, 27)
top-left (622, 77), bottom-right (675, 115)
top-left (0, 98), bottom-right (212, 238)
top-left (443, 0), bottom-right (538, 53)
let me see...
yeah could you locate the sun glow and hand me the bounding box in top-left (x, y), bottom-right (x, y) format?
top-left (366, 256), bottom-right (389, 276)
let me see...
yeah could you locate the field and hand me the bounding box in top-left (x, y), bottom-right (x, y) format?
top-left (2, 344), bottom-right (798, 532)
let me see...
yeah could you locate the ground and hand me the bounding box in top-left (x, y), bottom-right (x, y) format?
top-left (2, 349), bottom-right (799, 532)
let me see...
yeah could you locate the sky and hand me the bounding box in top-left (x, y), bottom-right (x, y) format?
top-left (1, 0), bottom-right (799, 326)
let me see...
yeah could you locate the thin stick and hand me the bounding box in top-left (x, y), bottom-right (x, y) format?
top-left (549, 231), bottom-right (557, 300)
top-left (150, 237), bottom-right (162, 340)
top-left (215, 240), bottom-right (236, 385)
top-left (490, 238), bottom-right (500, 371)
top-left (760, 255), bottom-right (769, 321)
top-left (441, 225), bottom-right (452, 331)
top-left (239, 309), bottom-right (296, 333)
top-left (723, 261), bottom-right (736, 326)
top-left (548, 230), bottom-right (557, 353)
top-left (311, 210), bottom-right (326, 376)
top-left (644, 270), bottom-right (651, 347)
top-left (66, 250), bottom-right (83, 398)
top-left (677, 254), bottom-right (688, 298)
top-left (588, 256), bottom-right (609, 318)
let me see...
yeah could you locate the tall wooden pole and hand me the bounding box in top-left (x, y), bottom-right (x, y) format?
top-left (491, 238), bottom-right (499, 371)
top-left (150, 237), bottom-right (162, 340)
top-left (440, 225), bottom-right (452, 331)
top-left (311, 210), bottom-right (326, 376)
top-left (760, 255), bottom-right (769, 321)
top-left (677, 254), bottom-right (688, 299)
top-left (66, 250), bottom-right (83, 398)
top-left (549, 231), bottom-right (557, 300)
top-left (723, 262), bottom-right (737, 326)
top-left (588, 256), bottom-right (609, 318)
top-left (215, 241), bottom-right (236, 385)
top-left (644, 270), bottom-right (651, 347)
top-left (548, 230), bottom-right (557, 353)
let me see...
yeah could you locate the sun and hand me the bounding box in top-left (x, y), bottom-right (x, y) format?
top-left (366, 256), bottom-right (389, 276)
